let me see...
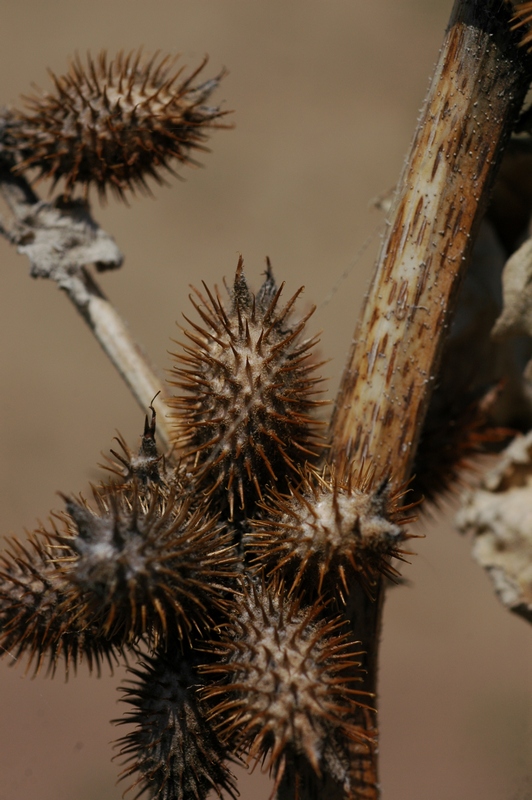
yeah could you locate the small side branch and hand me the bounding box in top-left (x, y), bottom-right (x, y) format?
top-left (0, 165), bottom-right (172, 449)
top-left (58, 267), bottom-right (172, 450)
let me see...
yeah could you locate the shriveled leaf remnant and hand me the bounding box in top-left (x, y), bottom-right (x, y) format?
top-left (456, 430), bottom-right (532, 624)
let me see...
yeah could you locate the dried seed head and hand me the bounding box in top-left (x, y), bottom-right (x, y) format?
top-left (200, 580), bottom-right (372, 782)
top-left (0, 530), bottom-right (121, 675)
top-left (116, 648), bottom-right (237, 800)
top-left (6, 51), bottom-right (229, 200)
top-left (58, 484), bottom-right (236, 644)
top-left (247, 466), bottom-right (416, 601)
top-left (169, 257), bottom-right (327, 520)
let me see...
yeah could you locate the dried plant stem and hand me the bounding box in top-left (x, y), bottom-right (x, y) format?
top-left (61, 268), bottom-right (173, 450)
top-left (331, 0), bottom-right (530, 478)
top-left (326, 1), bottom-right (532, 797)
top-left (0, 168), bottom-right (172, 448)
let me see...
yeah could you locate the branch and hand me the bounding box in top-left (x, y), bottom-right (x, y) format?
top-left (327, 1), bottom-right (532, 796)
top-left (0, 164), bottom-right (173, 449)
top-left (330, 0), bottom-right (531, 481)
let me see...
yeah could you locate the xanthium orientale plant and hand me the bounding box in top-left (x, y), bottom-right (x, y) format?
top-left (2, 2), bottom-right (532, 799)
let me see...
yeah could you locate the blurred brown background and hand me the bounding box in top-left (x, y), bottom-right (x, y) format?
top-left (0, 1), bottom-right (531, 799)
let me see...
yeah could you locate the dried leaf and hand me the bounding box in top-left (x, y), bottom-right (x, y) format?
top-left (456, 430), bottom-right (532, 624)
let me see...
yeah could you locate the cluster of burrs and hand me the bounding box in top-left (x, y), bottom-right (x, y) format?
top-left (0, 52), bottom-right (417, 800)
top-left (0, 260), bottom-right (415, 798)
